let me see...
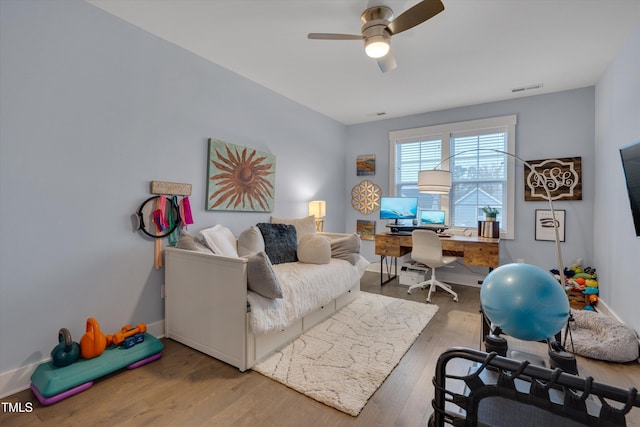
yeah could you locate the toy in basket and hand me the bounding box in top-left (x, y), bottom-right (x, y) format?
top-left (552, 261), bottom-right (599, 310)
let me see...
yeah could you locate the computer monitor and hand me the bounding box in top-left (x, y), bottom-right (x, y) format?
top-left (420, 209), bottom-right (446, 225)
top-left (379, 197), bottom-right (418, 224)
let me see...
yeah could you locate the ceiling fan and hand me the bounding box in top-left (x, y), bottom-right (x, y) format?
top-left (308, 0), bottom-right (445, 73)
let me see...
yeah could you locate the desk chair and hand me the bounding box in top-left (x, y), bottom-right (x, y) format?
top-left (408, 230), bottom-right (459, 303)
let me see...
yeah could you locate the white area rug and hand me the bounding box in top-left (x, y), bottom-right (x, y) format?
top-left (252, 292), bottom-right (439, 416)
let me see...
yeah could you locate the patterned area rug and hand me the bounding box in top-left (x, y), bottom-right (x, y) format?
top-left (252, 292), bottom-right (439, 416)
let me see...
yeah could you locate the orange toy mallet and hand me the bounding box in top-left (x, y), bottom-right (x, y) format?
top-left (109, 323), bottom-right (147, 346)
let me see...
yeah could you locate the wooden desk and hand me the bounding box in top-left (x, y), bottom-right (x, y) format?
top-left (375, 232), bottom-right (500, 285)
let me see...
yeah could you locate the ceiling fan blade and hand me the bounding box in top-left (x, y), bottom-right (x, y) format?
top-left (377, 51), bottom-right (397, 73)
top-left (307, 33), bottom-right (362, 40)
top-left (387, 0), bottom-right (445, 35)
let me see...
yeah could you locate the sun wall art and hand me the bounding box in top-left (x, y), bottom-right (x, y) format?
top-left (207, 139), bottom-right (276, 212)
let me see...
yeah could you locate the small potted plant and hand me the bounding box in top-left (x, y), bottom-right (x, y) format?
top-left (482, 206), bottom-right (499, 221)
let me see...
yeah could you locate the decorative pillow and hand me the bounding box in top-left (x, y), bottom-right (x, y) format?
top-left (256, 223), bottom-right (298, 265)
top-left (247, 251), bottom-right (283, 299)
top-left (200, 224), bottom-right (238, 257)
top-left (297, 234), bottom-right (331, 265)
top-left (330, 233), bottom-right (361, 265)
top-left (270, 215), bottom-right (316, 242)
top-left (237, 225), bottom-right (265, 257)
top-left (175, 230), bottom-right (212, 253)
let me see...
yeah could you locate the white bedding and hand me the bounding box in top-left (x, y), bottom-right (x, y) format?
top-left (247, 256), bottom-right (369, 334)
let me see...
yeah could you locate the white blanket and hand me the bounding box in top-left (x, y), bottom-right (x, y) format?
top-left (247, 256), bottom-right (369, 334)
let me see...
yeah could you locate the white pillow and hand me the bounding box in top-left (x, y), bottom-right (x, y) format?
top-left (297, 234), bottom-right (331, 264)
top-left (237, 225), bottom-right (265, 257)
top-left (271, 215), bottom-right (316, 242)
top-left (200, 225), bottom-right (238, 257)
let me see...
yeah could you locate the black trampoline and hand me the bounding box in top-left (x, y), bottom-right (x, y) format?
top-left (429, 348), bottom-right (639, 427)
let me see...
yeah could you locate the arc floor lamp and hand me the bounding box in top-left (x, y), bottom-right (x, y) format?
top-left (419, 148), bottom-right (576, 372)
top-left (417, 148), bottom-right (566, 286)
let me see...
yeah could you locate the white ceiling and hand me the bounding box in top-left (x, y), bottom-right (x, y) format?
top-left (87, 0), bottom-right (640, 125)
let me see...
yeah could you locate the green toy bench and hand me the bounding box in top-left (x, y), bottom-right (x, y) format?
top-left (31, 333), bottom-right (164, 405)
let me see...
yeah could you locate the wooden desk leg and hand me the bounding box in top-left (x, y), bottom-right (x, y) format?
top-left (379, 255), bottom-right (397, 286)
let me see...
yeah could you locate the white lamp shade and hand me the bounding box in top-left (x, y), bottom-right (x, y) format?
top-left (418, 170), bottom-right (452, 194)
top-left (308, 200), bottom-right (326, 218)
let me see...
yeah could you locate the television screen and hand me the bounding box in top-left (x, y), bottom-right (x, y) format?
top-left (420, 210), bottom-right (446, 225)
top-left (380, 197), bottom-right (418, 221)
top-left (620, 141), bottom-right (640, 237)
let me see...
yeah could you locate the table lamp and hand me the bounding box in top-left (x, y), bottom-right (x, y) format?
top-left (308, 200), bottom-right (326, 232)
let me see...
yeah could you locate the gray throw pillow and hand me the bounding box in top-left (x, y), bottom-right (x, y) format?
top-left (247, 251), bottom-right (283, 299)
top-left (330, 233), bottom-right (361, 265)
top-left (176, 230), bottom-right (212, 253)
top-left (256, 223), bottom-right (298, 264)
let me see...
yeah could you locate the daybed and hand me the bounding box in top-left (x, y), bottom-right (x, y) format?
top-left (164, 216), bottom-right (369, 371)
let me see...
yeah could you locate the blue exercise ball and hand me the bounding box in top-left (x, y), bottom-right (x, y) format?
top-left (480, 263), bottom-right (570, 341)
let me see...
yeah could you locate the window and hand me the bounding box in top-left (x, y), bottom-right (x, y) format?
top-left (389, 115), bottom-right (517, 238)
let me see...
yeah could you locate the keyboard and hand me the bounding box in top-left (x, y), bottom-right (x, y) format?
top-left (388, 225), bottom-right (449, 234)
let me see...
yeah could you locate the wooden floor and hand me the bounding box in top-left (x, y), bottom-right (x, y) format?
top-left (2, 271), bottom-right (639, 426)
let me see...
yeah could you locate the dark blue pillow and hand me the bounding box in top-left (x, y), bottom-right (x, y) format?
top-left (256, 223), bottom-right (298, 265)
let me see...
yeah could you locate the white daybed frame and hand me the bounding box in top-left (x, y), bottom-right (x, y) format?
top-left (164, 246), bottom-right (360, 372)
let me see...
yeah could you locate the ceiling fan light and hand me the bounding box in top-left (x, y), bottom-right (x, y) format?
top-left (364, 36), bottom-right (390, 58)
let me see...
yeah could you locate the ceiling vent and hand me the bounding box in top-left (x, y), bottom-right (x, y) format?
top-left (511, 83), bottom-right (544, 93)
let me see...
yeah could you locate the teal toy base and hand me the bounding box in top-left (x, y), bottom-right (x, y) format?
top-left (31, 333), bottom-right (164, 399)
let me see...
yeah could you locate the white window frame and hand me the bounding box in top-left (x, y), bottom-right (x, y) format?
top-left (389, 115), bottom-right (517, 239)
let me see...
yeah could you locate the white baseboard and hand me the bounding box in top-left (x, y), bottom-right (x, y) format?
top-left (437, 270), bottom-right (484, 288)
top-left (0, 359), bottom-right (41, 400)
top-left (0, 320), bottom-right (165, 399)
top-left (365, 262), bottom-right (381, 272)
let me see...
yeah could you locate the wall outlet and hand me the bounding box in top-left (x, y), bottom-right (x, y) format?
top-left (517, 258), bottom-right (524, 263)
top-left (160, 284), bottom-right (165, 299)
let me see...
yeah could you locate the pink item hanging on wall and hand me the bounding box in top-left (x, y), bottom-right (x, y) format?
top-left (181, 196), bottom-right (194, 225)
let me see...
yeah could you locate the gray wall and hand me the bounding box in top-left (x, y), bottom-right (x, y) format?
top-left (594, 26), bottom-right (640, 333)
top-left (345, 89), bottom-right (595, 278)
top-left (0, 0), bottom-right (346, 384)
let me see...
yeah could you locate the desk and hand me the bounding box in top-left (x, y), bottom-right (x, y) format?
top-left (375, 232), bottom-right (500, 285)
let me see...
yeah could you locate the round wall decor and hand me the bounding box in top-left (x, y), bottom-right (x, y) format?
top-left (351, 179), bottom-right (381, 215)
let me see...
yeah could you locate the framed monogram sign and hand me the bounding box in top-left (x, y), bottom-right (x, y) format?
top-left (524, 157), bottom-right (582, 201)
